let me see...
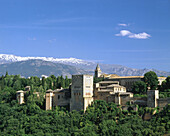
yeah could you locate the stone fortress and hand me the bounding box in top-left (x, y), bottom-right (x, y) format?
top-left (17, 64), bottom-right (170, 112)
top-left (95, 64), bottom-right (166, 91)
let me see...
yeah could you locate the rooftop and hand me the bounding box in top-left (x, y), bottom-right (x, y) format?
top-left (16, 90), bottom-right (24, 93)
top-left (107, 84), bottom-right (125, 88)
top-left (98, 81), bottom-right (119, 84)
top-left (102, 74), bottom-right (119, 78)
top-left (107, 76), bottom-right (166, 79)
top-left (109, 76), bottom-right (144, 79)
top-left (53, 89), bottom-right (69, 93)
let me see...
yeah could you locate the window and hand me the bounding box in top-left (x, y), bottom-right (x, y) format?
top-left (75, 86), bottom-right (80, 89)
top-left (58, 95), bottom-right (60, 99)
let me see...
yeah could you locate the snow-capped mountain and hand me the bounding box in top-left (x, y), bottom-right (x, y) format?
top-left (0, 59), bottom-right (88, 78)
top-left (0, 54), bottom-right (92, 66)
top-left (0, 54), bottom-right (169, 77)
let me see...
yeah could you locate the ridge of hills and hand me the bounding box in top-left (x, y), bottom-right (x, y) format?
top-left (0, 54), bottom-right (169, 77)
top-left (0, 59), bottom-right (87, 78)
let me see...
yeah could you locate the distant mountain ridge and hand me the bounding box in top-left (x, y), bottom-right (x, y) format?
top-left (0, 59), bottom-right (87, 78)
top-left (0, 54), bottom-right (169, 77)
top-left (0, 54), bottom-right (91, 65)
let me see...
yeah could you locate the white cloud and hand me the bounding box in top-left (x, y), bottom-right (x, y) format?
top-left (115, 30), bottom-right (151, 39)
top-left (128, 32), bottom-right (151, 39)
top-left (118, 23), bottom-right (128, 27)
top-left (115, 30), bottom-right (132, 36)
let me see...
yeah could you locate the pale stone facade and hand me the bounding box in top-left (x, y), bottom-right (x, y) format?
top-left (52, 89), bottom-right (70, 107)
top-left (16, 90), bottom-right (25, 104)
top-left (45, 88), bottom-right (70, 110)
top-left (16, 68), bottom-right (169, 112)
top-left (106, 76), bottom-right (166, 91)
top-left (16, 86), bottom-right (31, 104)
top-left (45, 89), bottom-right (53, 110)
top-left (45, 75), bottom-right (93, 112)
top-left (94, 80), bottom-right (133, 105)
top-left (95, 64), bottom-right (166, 91)
top-left (43, 74), bottom-right (168, 112)
top-left (106, 76), bottom-right (144, 91)
top-left (70, 75), bottom-right (93, 111)
top-left (95, 81), bottom-right (126, 93)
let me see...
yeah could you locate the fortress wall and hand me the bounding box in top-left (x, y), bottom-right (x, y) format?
top-left (107, 95), bottom-right (115, 103)
top-left (121, 105), bottom-right (138, 111)
top-left (96, 92), bottom-right (110, 101)
top-left (53, 92), bottom-right (70, 107)
top-left (158, 97), bottom-right (170, 109)
top-left (120, 96), bottom-right (132, 105)
top-left (130, 97), bottom-right (147, 106)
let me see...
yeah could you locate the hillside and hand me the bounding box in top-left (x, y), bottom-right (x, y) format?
top-left (0, 54), bottom-right (170, 77)
top-left (0, 59), bottom-right (87, 78)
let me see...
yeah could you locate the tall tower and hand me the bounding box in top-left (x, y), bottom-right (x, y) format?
top-left (147, 90), bottom-right (159, 108)
top-left (95, 64), bottom-right (102, 78)
top-left (45, 89), bottom-right (53, 110)
top-left (16, 90), bottom-right (25, 104)
top-left (70, 75), bottom-right (93, 112)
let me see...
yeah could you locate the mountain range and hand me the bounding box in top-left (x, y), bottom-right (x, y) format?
top-left (0, 59), bottom-right (87, 78)
top-left (0, 54), bottom-right (169, 77)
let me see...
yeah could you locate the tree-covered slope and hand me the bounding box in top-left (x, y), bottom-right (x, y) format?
top-left (0, 100), bottom-right (169, 136)
top-left (0, 74), bottom-right (169, 135)
top-left (0, 59), bottom-right (87, 78)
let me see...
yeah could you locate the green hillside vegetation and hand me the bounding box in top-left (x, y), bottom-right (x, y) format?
top-left (132, 71), bottom-right (170, 98)
top-left (0, 59), bottom-right (87, 78)
top-left (0, 73), bottom-right (71, 109)
top-left (0, 73), bottom-right (169, 135)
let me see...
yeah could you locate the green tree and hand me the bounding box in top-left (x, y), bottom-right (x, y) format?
top-left (165, 76), bottom-right (170, 89)
top-left (65, 76), bottom-right (70, 88)
top-left (144, 71), bottom-right (159, 90)
top-left (50, 75), bottom-right (56, 80)
top-left (57, 76), bottom-right (61, 88)
top-left (42, 77), bottom-right (46, 89)
top-left (5, 71), bottom-right (9, 77)
top-left (61, 76), bottom-right (65, 88)
top-left (132, 81), bottom-right (147, 94)
top-left (159, 76), bottom-right (170, 98)
top-left (13, 80), bottom-right (22, 90)
top-left (94, 77), bottom-right (104, 83)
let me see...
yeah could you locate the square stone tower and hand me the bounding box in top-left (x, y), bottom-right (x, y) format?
top-left (147, 90), bottom-right (159, 108)
top-left (70, 75), bottom-right (93, 112)
top-left (16, 90), bottom-right (25, 104)
top-left (95, 64), bottom-right (102, 78)
top-left (45, 89), bottom-right (53, 110)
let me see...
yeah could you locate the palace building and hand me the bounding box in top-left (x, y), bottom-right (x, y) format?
top-left (94, 64), bottom-right (166, 91)
top-left (16, 64), bottom-right (169, 112)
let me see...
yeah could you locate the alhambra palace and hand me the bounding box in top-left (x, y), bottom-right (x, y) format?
top-left (16, 65), bottom-right (170, 112)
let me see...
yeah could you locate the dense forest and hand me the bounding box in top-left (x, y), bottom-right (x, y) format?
top-left (0, 72), bottom-right (71, 92)
top-left (0, 73), bottom-right (169, 135)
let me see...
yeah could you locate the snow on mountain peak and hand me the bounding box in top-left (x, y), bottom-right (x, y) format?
top-left (0, 54), bottom-right (90, 65)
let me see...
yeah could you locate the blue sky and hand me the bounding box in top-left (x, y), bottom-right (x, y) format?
top-left (0, 0), bottom-right (170, 71)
